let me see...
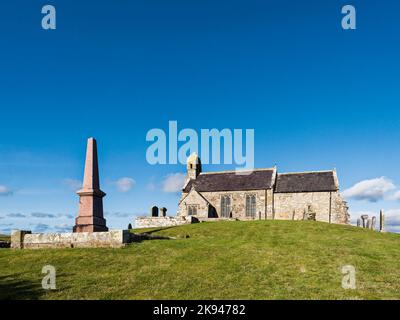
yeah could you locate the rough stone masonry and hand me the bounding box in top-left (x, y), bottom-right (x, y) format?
top-left (177, 153), bottom-right (349, 224)
top-left (11, 230), bottom-right (131, 249)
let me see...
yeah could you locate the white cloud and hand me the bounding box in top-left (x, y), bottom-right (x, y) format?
top-left (161, 173), bottom-right (186, 193)
top-left (6, 213), bottom-right (26, 218)
top-left (63, 179), bottom-right (82, 191)
top-left (384, 209), bottom-right (400, 226)
top-left (31, 212), bottom-right (56, 218)
top-left (0, 185), bottom-right (12, 196)
top-left (32, 223), bottom-right (51, 233)
top-left (113, 177), bottom-right (136, 193)
top-left (342, 177), bottom-right (395, 202)
top-left (54, 223), bottom-right (72, 233)
top-left (387, 190), bottom-right (400, 201)
top-left (58, 213), bottom-right (74, 219)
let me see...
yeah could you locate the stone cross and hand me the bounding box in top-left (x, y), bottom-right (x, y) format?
top-left (73, 137), bottom-right (108, 233)
top-left (379, 210), bottom-right (385, 232)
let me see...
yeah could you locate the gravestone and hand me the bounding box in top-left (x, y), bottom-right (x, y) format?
top-left (379, 210), bottom-right (385, 232)
top-left (371, 216), bottom-right (376, 230)
top-left (151, 206), bottom-right (159, 217)
top-left (361, 215), bottom-right (369, 228)
top-left (366, 219), bottom-right (371, 229)
top-left (160, 207), bottom-right (167, 217)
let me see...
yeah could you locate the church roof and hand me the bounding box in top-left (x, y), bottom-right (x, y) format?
top-left (274, 171), bottom-right (338, 193)
top-left (182, 168), bottom-right (339, 193)
top-left (183, 168), bottom-right (276, 192)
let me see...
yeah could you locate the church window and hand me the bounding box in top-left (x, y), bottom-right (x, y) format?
top-left (246, 194), bottom-right (256, 217)
top-left (221, 195), bottom-right (231, 218)
top-left (188, 205), bottom-right (197, 216)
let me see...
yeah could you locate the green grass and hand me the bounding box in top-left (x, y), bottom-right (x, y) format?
top-left (0, 234), bottom-right (10, 242)
top-left (1, 220), bottom-right (400, 300)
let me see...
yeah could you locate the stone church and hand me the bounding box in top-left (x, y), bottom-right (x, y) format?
top-left (178, 153), bottom-right (349, 224)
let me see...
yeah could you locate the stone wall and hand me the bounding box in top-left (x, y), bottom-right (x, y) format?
top-left (273, 191), bottom-right (348, 224)
top-left (11, 229), bottom-right (130, 249)
top-left (179, 189), bottom-right (348, 224)
top-left (135, 216), bottom-right (198, 229)
top-left (179, 189), bottom-right (273, 220)
top-left (330, 192), bottom-right (350, 224)
top-left (179, 189), bottom-right (210, 218)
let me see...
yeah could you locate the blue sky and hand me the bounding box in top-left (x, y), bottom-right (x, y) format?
top-left (1, 0), bottom-right (400, 233)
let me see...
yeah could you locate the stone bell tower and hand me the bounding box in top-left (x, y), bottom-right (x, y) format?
top-left (73, 137), bottom-right (108, 233)
top-left (187, 152), bottom-right (202, 180)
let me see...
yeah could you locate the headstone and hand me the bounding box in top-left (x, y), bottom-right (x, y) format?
top-left (73, 138), bottom-right (108, 233)
top-left (371, 216), bottom-right (376, 230)
top-left (366, 218), bottom-right (371, 229)
top-left (151, 206), bottom-right (159, 217)
top-left (379, 210), bottom-right (385, 232)
top-left (160, 207), bottom-right (167, 217)
top-left (361, 215), bottom-right (369, 228)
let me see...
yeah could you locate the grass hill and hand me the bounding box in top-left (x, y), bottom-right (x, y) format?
top-left (0, 234), bottom-right (10, 242)
top-left (0, 220), bottom-right (400, 300)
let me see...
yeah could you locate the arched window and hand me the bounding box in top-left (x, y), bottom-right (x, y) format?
top-left (188, 205), bottom-right (197, 216)
top-left (221, 195), bottom-right (231, 218)
top-left (245, 194), bottom-right (256, 217)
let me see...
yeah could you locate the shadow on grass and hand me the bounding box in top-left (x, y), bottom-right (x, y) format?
top-left (140, 226), bottom-right (178, 234)
top-left (129, 226), bottom-right (181, 243)
top-left (0, 273), bottom-right (72, 300)
top-left (0, 274), bottom-right (43, 300)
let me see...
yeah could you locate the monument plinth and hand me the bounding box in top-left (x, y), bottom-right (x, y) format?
top-left (73, 137), bottom-right (108, 233)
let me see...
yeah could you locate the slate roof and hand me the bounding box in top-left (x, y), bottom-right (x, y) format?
top-left (274, 171), bottom-right (338, 193)
top-left (183, 169), bottom-right (275, 192)
top-left (182, 169), bottom-right (338, 193)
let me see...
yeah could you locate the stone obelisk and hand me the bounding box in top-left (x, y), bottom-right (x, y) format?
top-left (73, 137), bottom-right (108, 233)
